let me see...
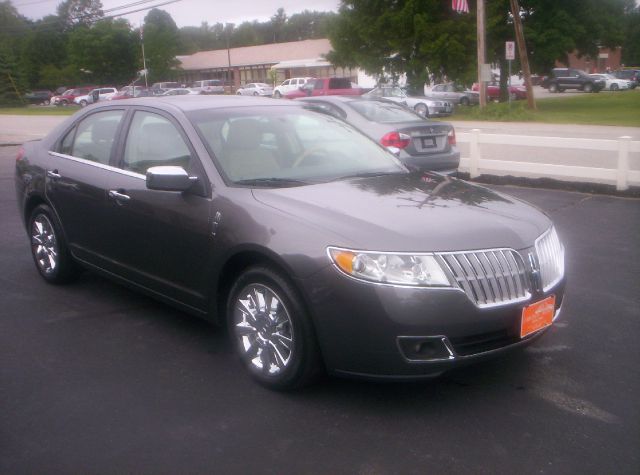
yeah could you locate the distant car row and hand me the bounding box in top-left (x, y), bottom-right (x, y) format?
top-left (25, 67), bottom-right (638, 110)
top-left (541, 68), bottom-right (638, 92)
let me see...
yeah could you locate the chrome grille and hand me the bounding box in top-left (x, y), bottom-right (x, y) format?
top-left (535, 227), bottom-right (565, 291)
top-left (437, 249), bottom-right (530, 307)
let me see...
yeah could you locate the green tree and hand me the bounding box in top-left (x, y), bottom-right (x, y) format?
top-left (270, 8), bottom-right (287, 42)
top-left (327, 0), bottom-right (476, 93)
top-left (20, 15), bottom-right (68, 88)
top-left (0, 1), bottom-right (29, 103)
top-left (621, 1), bottom-right (640, 65)
top-left (68, 18), bottom-right (138, 85)
top-left (143, 8), bottom-right (180, 81)
top-left (57, 0), bottom-right (103, 29)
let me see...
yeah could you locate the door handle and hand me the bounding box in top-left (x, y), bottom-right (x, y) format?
top-left (108, 189), bottom-right (131, 202)
top-left (47, 170), bottom-right (61, 179)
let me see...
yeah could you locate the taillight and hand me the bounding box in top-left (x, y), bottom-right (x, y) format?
top-left (381, 132), bottom-right (410, 149)
top-left (16, 146), bottom-right (25, 163)
top-left (447, 128), bottom-right (456, 146)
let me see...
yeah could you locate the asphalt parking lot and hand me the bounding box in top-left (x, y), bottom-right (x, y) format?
top-left (1, 144), bottom-right (638, 474)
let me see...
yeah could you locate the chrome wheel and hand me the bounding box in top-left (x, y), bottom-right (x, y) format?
top-left (232, 284), bottom-right (294, 375)
top-left (415, 103), bottom-right (428, 117)
top-left (31, 214), bottom-right (58, 276)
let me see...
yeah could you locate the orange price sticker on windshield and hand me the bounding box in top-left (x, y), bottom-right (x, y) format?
top-left (521, 295), bottom-right (556, 338)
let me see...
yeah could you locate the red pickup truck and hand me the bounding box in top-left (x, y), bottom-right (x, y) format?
top-left (284, 77), bottom-right (365, 99)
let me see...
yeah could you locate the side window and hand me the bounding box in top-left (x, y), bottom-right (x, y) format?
top-left (123, 111), bottom-right (191, 174)
top-left (69, 110), bottom-right (124, 164)
top-left (60, 127), bottom-right (76, 155)
top-left (282, 80), bottom-right (290, 86)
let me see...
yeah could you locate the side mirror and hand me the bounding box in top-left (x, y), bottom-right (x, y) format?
top-left (146, 166), bottom-right (197, 192)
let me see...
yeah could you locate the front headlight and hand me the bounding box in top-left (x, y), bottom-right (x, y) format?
top-left (328, 247), bottom-right (451, 287)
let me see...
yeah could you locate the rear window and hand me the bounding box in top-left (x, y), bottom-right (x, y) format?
top-left (348, 100), bottom-right (421, 123)
top-left (328, 78), bottom-right (352, 89)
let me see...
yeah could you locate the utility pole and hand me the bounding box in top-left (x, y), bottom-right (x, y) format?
top-left (140, 23), bottom-right (148, 88)
top-left (477, 0), bottom-right (487, 109)
top-left (509, 0), bottom-right (536, 109)
top-left (226, 28), bottom-right (233, 93)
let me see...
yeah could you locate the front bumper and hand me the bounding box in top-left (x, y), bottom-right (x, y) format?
top-left (299, 265), bottom-right (565, 380)
top-left (428, 105), bottom-right (453, 117)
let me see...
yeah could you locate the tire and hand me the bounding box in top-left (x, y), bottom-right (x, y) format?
top-left (610, 83), bottom-right (618, 91)
top-left (549, 83), bottom-right (558, 93)
top-left (460, 96), bottom-right (470, 106)
top-left (28, 204), bottom-right (79, 284)
top-left (236, 91), bottom-right (242, 95)
top-left (253, 91), bottom-right (258, 96)
top-left (61, 99), bottom-right (68, 106)
top-left (227, 266), bottom-right (322, 390)
top-left (414, 103), bottom-right (429, 118)
top-left (273, 91), bottom-right (281, 99)
top-left (79, 100), bottom-right (88, 107)
top-left (583, 83), bottom-right (593, 93)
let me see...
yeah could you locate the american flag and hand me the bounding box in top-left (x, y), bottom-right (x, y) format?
top-left (452, 0), bottom-right (469, 13)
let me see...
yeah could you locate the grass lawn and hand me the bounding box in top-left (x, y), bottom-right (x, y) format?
top-left (0, 106), bottom-right (78, 116)
top-left (450, 90), bottom-right (640, 127)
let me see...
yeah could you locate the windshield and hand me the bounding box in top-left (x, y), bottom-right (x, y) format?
top-left (348, 100), bottom-right (422, 123)
top-left (188, 106), bottom-right (406, 185)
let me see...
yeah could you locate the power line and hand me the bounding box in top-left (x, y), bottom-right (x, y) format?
top-left (13, 0), bottom-right (56, 7)
top-left (3, 0), bottom-right (183, 33)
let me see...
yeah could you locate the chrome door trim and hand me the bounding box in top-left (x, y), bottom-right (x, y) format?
top-left (48, 151), bottom-right (146, 180)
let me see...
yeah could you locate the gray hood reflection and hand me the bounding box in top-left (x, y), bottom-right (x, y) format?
top-left (253, 172), bottom-right (550, 252)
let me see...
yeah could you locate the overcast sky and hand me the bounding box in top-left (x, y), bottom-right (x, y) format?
top-left (14, 0), bottom-right (341, 28)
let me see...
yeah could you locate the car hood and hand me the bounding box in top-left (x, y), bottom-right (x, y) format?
top-left (252, 173), bottom-right (550, 252)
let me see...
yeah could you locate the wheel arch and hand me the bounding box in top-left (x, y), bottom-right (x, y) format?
top-left (212, 246), bottom-right (310, 326)
top-left (23, 193), bottom-right (48, 231)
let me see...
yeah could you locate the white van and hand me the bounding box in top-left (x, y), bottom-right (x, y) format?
top-left (273, 77), bottom-right (313, 98)
top-left (191, 79), bottom-right (225, 94)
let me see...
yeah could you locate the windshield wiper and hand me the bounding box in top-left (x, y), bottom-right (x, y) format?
top-left (234, 177), bottom-right (311, 187)
top-left (333, 170), bottom-right (405, 181)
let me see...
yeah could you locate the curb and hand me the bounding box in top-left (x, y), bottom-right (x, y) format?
top-left (457, 172), bottom-right (640, 198)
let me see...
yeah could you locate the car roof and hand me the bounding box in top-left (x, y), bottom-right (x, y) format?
top-left (90, 95), bottom-right (302, 112)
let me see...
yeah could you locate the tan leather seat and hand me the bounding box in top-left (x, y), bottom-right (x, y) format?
top-left (223, 119), bottom-right (280, 180)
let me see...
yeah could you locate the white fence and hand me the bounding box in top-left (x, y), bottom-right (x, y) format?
top-left (456, 130), bottom-right (640, 191)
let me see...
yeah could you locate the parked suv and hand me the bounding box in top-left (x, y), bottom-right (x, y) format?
top-left (51, 87), bottom-right (94, 106)
top-left (191, 79), bottom-right (224, 94)
top-left (273, 77), bottom-right (312, 98)
top-left (541, 68), bottom-right (605, 93)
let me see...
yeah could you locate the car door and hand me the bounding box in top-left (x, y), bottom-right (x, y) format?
top-left (45, 108), bottom-right (127, 266)
top-left (103, 108), bottom-right (213, 310)
top-left (430, 85), bottom-right (444, 99)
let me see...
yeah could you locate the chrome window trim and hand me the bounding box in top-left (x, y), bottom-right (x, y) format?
top-left (48, 151), bottom-right (146, 180)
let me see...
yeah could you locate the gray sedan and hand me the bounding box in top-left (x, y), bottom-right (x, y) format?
top-left (427, 83), bottom-right (479, 105)
top-left (363, 86), bottom-right (453, 117)
top-left (15, 96), bottom-right (566, 389)
top-left (297, 96), bottom-right (459, 173)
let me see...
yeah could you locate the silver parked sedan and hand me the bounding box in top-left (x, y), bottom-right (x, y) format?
top-left (298, 96), bottom-right (459, 173)
top-left (236, 83), bottom-right (274, 97)
top-left (363, 86), bottom-right (454, 117)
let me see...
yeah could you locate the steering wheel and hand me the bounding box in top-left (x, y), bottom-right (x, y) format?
top-left (292, 147), bottom-right (328, 168)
